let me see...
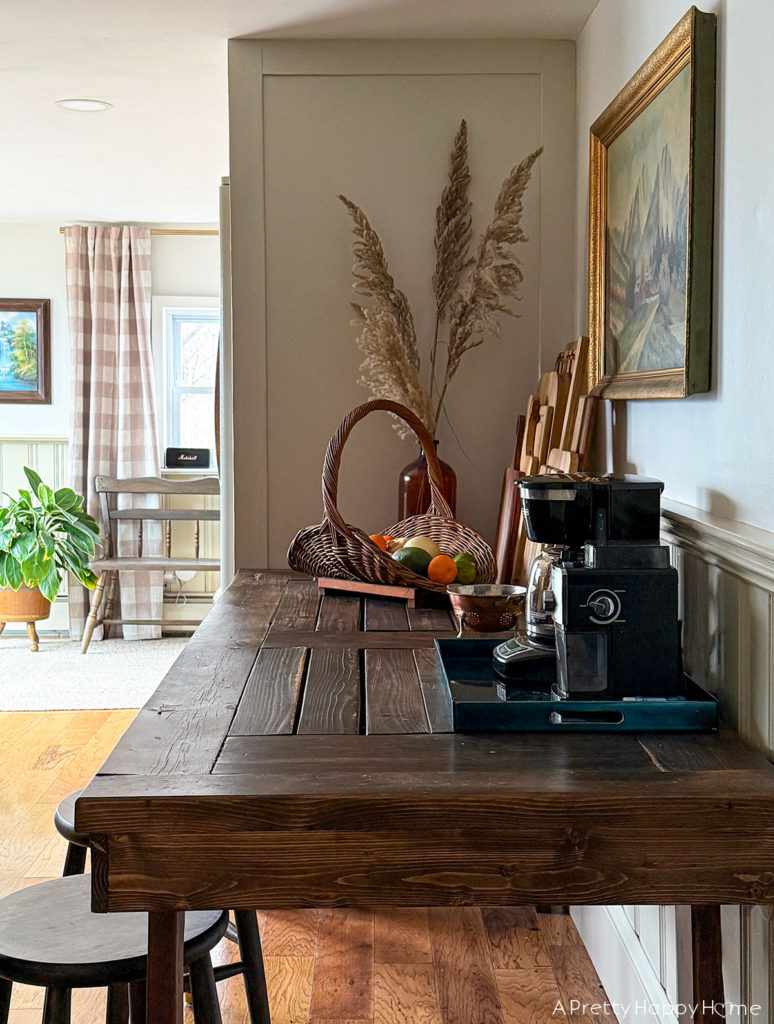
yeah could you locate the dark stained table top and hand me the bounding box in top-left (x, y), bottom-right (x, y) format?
top-left (77, 570), bottom-right (774, 913)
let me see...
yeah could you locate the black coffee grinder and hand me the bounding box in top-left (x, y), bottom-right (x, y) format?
top-left (493, 474), bottom-right (683, 700)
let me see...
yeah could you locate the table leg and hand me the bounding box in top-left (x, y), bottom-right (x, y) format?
top-left (691, 905), bottom-right (725, 1023)
top-left (147, 910), bottom-right (184, 1024)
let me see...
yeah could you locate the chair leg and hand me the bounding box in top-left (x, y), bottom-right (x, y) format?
top-left (0, 621), bottom-right (6, 637)
top-left (106, 982), bottom-right (130, 1024)
top-left (189, 955), bottom-right (222, 1024)
top-left (0, 977), bottom-right (11, 1024)
top-left (103, 571), bottom-right (118, 640)
top-left (81, 570), bottom-right (108, 653)
top-left (234, 910), bottom-right (271, 1024)
top-left (129, 980), bottom-right (146, 1024)
top-left (26, 621), bottom-right (39, 652)
top-left (42, 986), bottom-right (71, 1024)
top-left (62, 840), bottom-right (88, 877)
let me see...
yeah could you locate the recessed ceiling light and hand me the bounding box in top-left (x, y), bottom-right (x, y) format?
top-left (56, 98), bottom-right (113, 112)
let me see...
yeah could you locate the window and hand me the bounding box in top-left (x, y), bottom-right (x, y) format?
top-left (152, 298), bottom-right (220, 461)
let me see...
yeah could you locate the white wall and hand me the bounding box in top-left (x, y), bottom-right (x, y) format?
top-left (0, 223), bottom-right (70, 438)
top-left (576, 0), bottom-right (774, 532)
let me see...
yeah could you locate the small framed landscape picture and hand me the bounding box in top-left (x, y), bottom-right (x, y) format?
top-left (588, 7), bottom-right (716, 399)
top-left (0, 298), bottom-right (51, 404)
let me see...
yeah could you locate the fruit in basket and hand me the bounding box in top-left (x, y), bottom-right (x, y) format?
top-left (403, 535), bottom-right (441, 560)
top-left (427, 554), bottom-right (458, 585)
top-left (453, 552), bottom-right (477, 584)
top-left (386, 536), bottom-right (407, 553)
top-left (368, 533), bottom-right (388, 551)
top-left (392, 545), bottom-right (432, 576)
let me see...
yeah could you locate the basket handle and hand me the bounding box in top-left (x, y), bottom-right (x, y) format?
top-left (322, 399), bottom-right (453, 533)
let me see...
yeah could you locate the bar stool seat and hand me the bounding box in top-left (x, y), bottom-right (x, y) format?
top-left (0, 875), bottom-right (227, 1022)
top-left (54, 791), bottom-right (271, 1024)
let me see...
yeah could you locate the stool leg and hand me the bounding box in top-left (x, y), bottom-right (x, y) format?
top-left (62, 840), bottom-right (88, 877)
top-left (189, 955), bottom-right (222, 1024)
top-left (129, 980), bottom-right (146, 1024)
top-left (107, 982), bottom-right (130, 1024)
top-left (234, 910), bottom-right (271, 1024)
top-left (42, 986), bottom-right (71, 1024)
top-left (82, 570), bottom-right (108, 653)
top-left (0, 978), bottom-right (11, 1024)
top-left (0, 622), bottom-right (6, 637)
top-left (26, 621), bottom-right (39, 652)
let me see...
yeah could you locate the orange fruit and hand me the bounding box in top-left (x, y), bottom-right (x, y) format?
top-left (369, 533), bottom-right (388, 551)
top-left (427, 554), bottom-right (458, 584)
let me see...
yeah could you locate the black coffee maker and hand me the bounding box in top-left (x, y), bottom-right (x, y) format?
top-left (495, 474), bottom-right (682, 700)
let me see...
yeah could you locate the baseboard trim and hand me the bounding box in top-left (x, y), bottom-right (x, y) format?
top-left (571, 906), bottom-right (678, 1024)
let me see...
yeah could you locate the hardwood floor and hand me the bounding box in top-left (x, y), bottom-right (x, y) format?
top-left (0, 710), bottom-right (617, 1022)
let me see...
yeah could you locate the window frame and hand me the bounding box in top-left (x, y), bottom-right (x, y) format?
top-left (151, 295), bottom-right (220, 462)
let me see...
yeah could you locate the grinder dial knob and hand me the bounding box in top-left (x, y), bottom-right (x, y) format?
top-left (587, 589), bottom-right (621, 624)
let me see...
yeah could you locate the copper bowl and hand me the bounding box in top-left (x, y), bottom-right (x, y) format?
top-left (447, 583), bottom-right (526, 636)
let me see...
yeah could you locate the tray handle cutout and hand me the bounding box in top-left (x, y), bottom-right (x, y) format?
top-left (548, 710), bottom-right (625, 727)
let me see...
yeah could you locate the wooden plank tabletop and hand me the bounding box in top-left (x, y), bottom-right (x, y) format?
top-left (77, 570), bottom-right (774, 914)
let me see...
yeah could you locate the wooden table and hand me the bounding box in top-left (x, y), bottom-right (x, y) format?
top-left (76, 571), bottom-right (774, 1024)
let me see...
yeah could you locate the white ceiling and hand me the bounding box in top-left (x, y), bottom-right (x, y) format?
top-left (0, 0), bottom-right (597, 224)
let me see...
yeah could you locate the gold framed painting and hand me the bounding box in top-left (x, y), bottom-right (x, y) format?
top-left (588, 7), bottom-right (716, 399)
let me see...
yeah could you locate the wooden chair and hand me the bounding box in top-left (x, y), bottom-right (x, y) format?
top-left (82, 475), bottom-right (220, 653)
top-left (0, 875), bottom-right (227, 1024)
top-left (53, 792), bottom-right (271, 1024)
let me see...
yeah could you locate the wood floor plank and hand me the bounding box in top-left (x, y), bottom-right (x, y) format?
top-left (495, 968), bottom-right (566, 1024)
top-left (428, 908), bottom-right (502, 1024)
top-left (310, 910), bottom-right (374, 1021)
top-left (374, 963), bottom-right (440, 1024)
top-left (257, 910), bottom-right (320, 955)
top-left (547, 945), bottom-right (613, 1020)
top-left (374, 909), bottom-right (432, 964)
top-left (264, 955), bottom-right (314, 1024)
top-left (482, 907), bottom-right (550, 970)
top-left (537, 911), bottom-right (583, 947)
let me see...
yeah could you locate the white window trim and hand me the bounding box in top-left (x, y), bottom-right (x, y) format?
top-left (151, 295), bottom-right (219, 463)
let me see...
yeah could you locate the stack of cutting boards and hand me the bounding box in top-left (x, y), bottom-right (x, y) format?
top-left (494, 336), bottom-right (598, 584)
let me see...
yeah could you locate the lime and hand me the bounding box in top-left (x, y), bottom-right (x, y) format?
top-left (453, 552), bottom-right (477, 584)
top-left (393, 545), bottom-right (432, 576)
top-left (403, 535), bottom-right (442, 560)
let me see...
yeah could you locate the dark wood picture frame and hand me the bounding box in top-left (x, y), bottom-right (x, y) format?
top-left (0, 298), bottom-right (51, 404)
top-left (588, 7), bottom-right (716, 399)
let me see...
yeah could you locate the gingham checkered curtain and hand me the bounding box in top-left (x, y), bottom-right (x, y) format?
top-left (64, 225), bottom-right (162, 641)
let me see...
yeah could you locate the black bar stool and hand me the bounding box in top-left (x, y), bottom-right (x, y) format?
top-left (54, 791), bottom-right (271, 1024)
top-left (0, 874), bottom-right (227, 1024)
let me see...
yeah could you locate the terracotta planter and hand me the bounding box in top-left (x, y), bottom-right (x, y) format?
top-left (0, 585), bottom-right (51, 651)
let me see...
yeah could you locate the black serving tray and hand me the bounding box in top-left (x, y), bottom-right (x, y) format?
top-left (434, 638), bottom-right (718, 733)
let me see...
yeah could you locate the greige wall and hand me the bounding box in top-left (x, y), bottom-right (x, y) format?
top-left (228, 40), bottom-right (577, 569)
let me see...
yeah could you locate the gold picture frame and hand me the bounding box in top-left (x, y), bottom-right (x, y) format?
top-left (588, 7), bottom-right (716, 399)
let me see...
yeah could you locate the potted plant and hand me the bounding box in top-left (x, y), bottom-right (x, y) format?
top-left (0, 467), bottom-right (99, 649)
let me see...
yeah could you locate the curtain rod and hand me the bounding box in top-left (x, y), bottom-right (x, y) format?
top-left (59, 227), bottom-right (218, 237)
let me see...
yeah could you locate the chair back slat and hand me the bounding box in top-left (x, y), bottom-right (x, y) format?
top-left (95, 475), bottom-right (219, 496)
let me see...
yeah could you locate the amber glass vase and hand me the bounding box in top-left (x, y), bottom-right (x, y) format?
top-left (398, 441), bottom-right (457, 520)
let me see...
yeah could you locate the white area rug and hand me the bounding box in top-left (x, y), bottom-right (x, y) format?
top-left (0, 637), bottom-right (188, 710)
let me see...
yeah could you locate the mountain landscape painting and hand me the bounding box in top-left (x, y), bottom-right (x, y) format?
top-left (604, 65), bottom-right (691, 376)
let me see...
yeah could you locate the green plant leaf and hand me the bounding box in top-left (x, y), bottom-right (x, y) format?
top-left (38, 483), bottom-right (54, 507)
top-left (40, 530), bottom-right (55, 560)
top-left (54, 488), bottom-right (79, 511)
top-left (61, 518), bottom-right (97, 555)
top-left (5, 557), bottom-right (22, 589)
top-left (0, 553), bottom-right (8, 587)
top-left (23, 466), bottom-right (42, 497)
top-left (10, 531), bottom-right (37, 562)
top-left (38, 561), bottom-right (62, 603)
top-left (21, 550), bottom-right (47, 585)
top-left (0, 527), bottom-right (14, 552)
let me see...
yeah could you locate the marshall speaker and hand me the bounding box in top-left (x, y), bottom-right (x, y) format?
top-left (165, 447), bottom-right (211, 469)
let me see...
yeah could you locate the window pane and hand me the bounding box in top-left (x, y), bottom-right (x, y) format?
top-left (179, 392), bottom-right (216, 451)
top-left (177, 321), bottom-right (219, 386)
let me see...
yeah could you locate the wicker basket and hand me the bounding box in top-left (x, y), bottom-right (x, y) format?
top-left (287, 399), bottom-right (496, 594)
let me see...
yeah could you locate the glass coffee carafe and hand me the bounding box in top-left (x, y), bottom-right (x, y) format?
top-left (525, 544), bottom-right (565, 646)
